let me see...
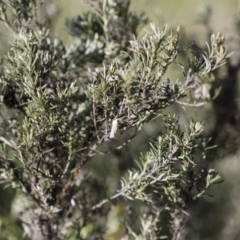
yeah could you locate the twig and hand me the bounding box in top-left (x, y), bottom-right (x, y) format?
top-left (175, 100), bottom-right (206, 107)
top-left (91, 187), bottom-right (127, 211)
top-left (92, 98), bottom-right (101, 142)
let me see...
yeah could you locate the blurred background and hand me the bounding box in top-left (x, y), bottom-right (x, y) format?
top-left (52, 0), bottom-right (238, 39)
top-left (1, 0), bottom-right (240, 239)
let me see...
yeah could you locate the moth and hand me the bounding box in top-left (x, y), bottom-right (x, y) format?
top-left (109, 118), bottom-right (118, 139)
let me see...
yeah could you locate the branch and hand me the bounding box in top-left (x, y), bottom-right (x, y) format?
top-left (175, 100), bottom-right (207, 107)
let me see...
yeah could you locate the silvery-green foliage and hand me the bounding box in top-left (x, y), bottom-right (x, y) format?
top-left (119, 116), bottom-right (221, 238)
top-left (0, 0), bottom-right (228, 239)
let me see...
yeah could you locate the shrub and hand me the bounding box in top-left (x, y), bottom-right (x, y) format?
top-left (0, 0), bottom-right (229, 239)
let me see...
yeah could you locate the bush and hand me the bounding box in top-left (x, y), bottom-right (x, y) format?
top-left (0, 0), bottom-right (229, 239)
